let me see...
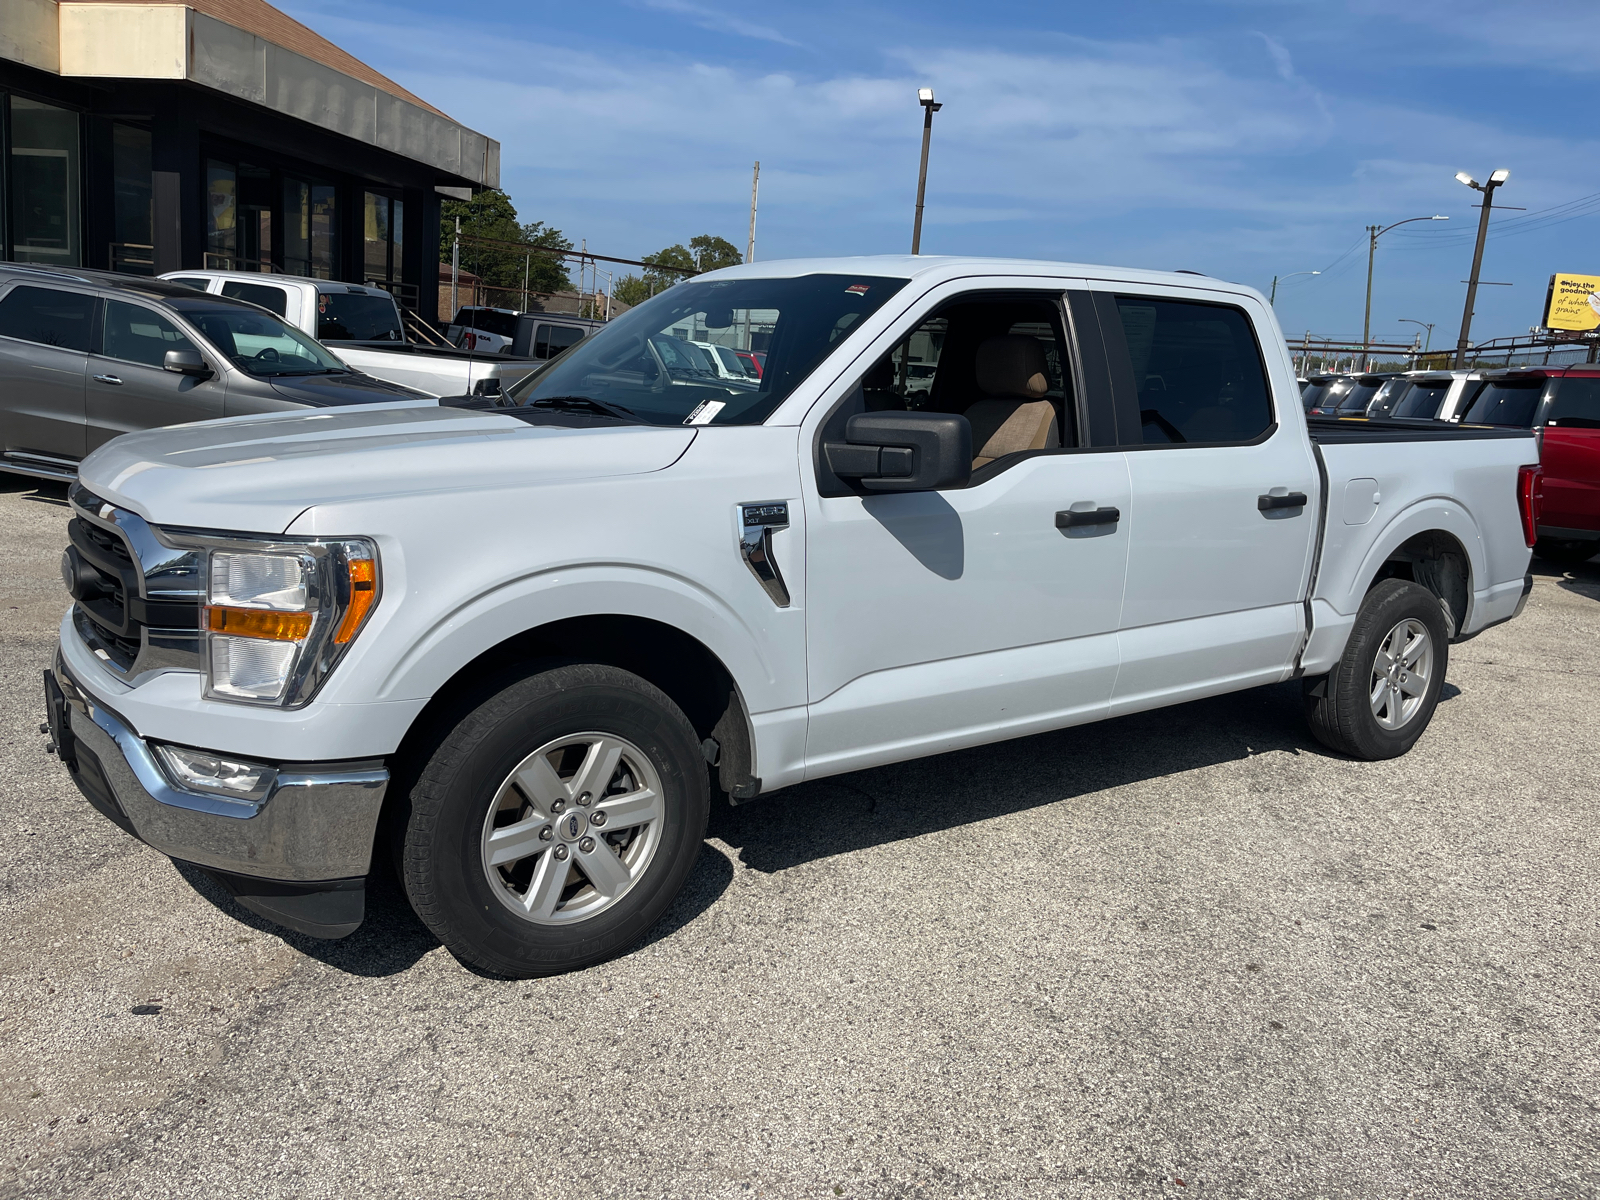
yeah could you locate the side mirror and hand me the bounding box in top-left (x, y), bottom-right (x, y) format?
top-left (823, 411), bottom-right (971, 492)
top-left (163, 349), bottom-right (212, 377)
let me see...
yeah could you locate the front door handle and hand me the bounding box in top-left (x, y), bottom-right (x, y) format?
top-left (1056, 506), bottom-right (1120, 528)
top-left (1258, 491), bottom-right (1309, 512)
top-left (92, 374), bottom-right (123, 386)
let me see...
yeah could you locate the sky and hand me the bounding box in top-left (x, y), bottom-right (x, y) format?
top-left (284, 0), bottom-right (1600, 347)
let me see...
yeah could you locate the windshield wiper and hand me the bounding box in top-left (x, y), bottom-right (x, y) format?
top-left (526, 395), bottom-right (639, 421)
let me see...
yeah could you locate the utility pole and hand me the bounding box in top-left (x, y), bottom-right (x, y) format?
top-left (450, 216), bottom-right (460, 320)
top-left (522, 252), bottom-right (529, 312)
top-left (1362, 214), bottom-right (1448, 370)
top-left (1453, 168), bottom-right (1510, 368)
top-left (911, 88), bottom-right (942, 255)
top-left (747, 161), bottom-right (760, 264)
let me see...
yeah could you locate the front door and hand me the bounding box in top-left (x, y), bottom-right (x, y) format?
top-left (1091, 286), bottom-right (1319, 715)
top-left (0, 282), bottom-right (93, 465)
top-left (86, 298), bottom-right (227, 452)
top-left (802, 287), bottom-right (1132, 779)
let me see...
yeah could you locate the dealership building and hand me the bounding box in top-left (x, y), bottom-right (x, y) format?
top-left (0, 0), bottom-right (498, 320)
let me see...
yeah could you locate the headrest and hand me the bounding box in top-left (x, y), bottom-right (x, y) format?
top-left (976, 335), bottom-right (1050, 399)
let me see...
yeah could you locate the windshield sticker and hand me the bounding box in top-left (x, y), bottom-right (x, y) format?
top-left (845, 284), bottom-right (871, 296)
top-left (684, 400), bottom-right (726, 426)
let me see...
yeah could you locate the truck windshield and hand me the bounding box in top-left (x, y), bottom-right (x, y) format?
top-left (317, 293), bottom-right (404, 341)
top-left (507, 274), bottom-right (908, 425)
top-left (169, 299), bottom-right (351, 377)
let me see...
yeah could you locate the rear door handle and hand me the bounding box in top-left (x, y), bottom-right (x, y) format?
top-left (1056, 506), bottom-right (1120, 528)
top-left (1258, 491), bottom-right (1308, 511)
top-left (92, 374), bottom-right (123, 386)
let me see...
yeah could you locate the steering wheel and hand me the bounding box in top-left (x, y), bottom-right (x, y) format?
top-left (254, 347), bottom-right (281, 364)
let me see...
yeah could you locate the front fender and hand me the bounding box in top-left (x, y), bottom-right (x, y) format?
top-left (373, 563), bottom-right (798, 715)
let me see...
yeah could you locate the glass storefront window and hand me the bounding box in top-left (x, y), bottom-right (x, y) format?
top-left (285, 177), bottom-right (337, 278)
top-left (364, 191), bottom-right (390, 280)
top-left (111, 123), bottom-right (153, 274)
top-left (205, 159), bottom-right (237, 267)
top-left (10, 97), bottom-right (82, 266)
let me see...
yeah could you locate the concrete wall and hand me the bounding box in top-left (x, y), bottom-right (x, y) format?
top-left (0, 0), bottom-right (59, 72)
top-left (33, 4), bottom-right (498, 189)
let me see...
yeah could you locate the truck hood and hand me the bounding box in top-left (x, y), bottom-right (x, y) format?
top-left (77, 403), bottom-right (698, 533)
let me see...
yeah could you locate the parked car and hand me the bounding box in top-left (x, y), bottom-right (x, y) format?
top-left (0, 264), bottom-right (431, 482)
top-left (1300, 373), bottom-right (1350, 412)
top-left (687, 339), bottom-right (755, 381)
top-left (1451, 367), bottom-right (1600, 563)
top-left (447, 305), bottom-right (520, 354)
top-left (166, 272), bottom-right (543, 399)
top-left (47, 255), bottom-right (1537, 979)
top-left (1366, 370), bottom-right (1480, 424)
top-left (1309, 372), bottom-right (1399, 419)
top-left (736, 349), bottom-right (764, 378)
top-left (448, 307), bottom-right (601, 367)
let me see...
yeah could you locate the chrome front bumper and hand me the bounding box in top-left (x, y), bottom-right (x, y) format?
top-left (49, 655), bottom-right (388, 928)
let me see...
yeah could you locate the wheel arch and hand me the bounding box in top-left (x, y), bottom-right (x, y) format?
top-left (385, 615), bottom-right (758, 830)
top-left (1341, 500), bottom-right (1484, 638)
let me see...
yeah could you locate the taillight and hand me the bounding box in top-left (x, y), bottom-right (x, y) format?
top-left (1516, 464), bottom-right (1542, 547)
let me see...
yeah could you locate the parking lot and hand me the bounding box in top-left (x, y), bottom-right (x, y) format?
top-left (0, 472), bottom-right (1595, 1199)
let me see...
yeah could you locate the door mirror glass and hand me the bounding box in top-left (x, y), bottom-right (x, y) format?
top-left (163, 348), bottom-right (211, 376)
top-left (823, 410), bottom-right (972, 493)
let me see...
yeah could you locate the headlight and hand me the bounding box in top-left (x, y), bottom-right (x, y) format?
top-left (167, 534), bottom-right (379, 707)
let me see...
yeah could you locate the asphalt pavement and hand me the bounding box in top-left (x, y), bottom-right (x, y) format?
top-left (1, 473), bottom-right (1595, 1199)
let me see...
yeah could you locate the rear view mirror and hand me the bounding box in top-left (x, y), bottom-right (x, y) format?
top-left (703, 306), bottom-right (733, 330)
top-left (163, 349), bottom-right (212, 377)
top-left (823, 411), bottom-right (972, 492)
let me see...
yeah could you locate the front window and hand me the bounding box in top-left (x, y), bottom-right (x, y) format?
top-left (169, 298), bottom-right (348, 377)
top-left (507, 274), bottom-right (908, 425)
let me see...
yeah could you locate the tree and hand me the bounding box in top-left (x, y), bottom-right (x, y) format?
top-left (439, 190), bottom-right (573, 296)
top-left (689, 234), bottom-right (742, 273)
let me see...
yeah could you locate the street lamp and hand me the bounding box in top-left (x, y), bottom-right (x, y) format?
top-left (1269, 270), bottom-right (1319, 306)
top-left (1397, 318), bottom-right (1435, 355)
top-left (1453, 168), bottom-right (1511, 367)
top-left (911, 87), bottom-right (943, 255)
top-left (1363, 215), bottom-right (1448, 368)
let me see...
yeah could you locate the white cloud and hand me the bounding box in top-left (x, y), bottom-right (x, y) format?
top-left (637, 0), bottom-right (804, 47)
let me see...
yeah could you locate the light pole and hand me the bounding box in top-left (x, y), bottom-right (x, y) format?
top-left (1363, 215), bottom-right (1448, 369)
top-left (1398, 318), bottom-right (1435, 355)
top-left (1453, 168), bottom-right (1511, 367)
top-left (1269, 270), bottom-right (1319, 305)
top-left (911, 87), bottom-right (942, 255)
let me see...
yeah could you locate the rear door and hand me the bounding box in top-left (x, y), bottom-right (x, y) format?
top-left (1539, 374), bottom-right (1600, 536)
top-left (1091, 286), bottom-right (1319, 715)
top-left (85, 298), bottom-right (228, 451)
top-left (0, 282), bottom-right (94, 466)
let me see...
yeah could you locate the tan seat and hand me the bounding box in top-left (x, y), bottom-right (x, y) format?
top-left (965, 335), bottom-right (1058, 468)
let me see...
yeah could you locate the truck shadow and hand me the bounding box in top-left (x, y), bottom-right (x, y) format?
top-left (710, 680), bottom-right (1348, 876)
top-left (1533, 557), bottom-right (1600, 602)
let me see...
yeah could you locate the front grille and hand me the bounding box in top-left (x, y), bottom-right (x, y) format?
top-left (65, 488), bottom-right (202, 680)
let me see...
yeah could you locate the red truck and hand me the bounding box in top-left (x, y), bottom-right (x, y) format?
top-left (1456, 367), bottom-right (1600, 563)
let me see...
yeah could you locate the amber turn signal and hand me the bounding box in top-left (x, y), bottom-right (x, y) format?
top-left (206, 606), bottom-right (313, 641)
top-left (334, 558), bottom-right (377, 644)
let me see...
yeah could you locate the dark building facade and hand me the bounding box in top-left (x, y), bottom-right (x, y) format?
top-left (0, 0), bottom-right (499, 322)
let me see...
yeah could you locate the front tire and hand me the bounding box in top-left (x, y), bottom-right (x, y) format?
top-left (400, 663), bottom-right (709, 978)
top-left (1303, 579), bottom-right (1449, 760)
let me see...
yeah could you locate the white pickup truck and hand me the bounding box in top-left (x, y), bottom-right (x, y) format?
top-left (46, 256), bottom-right (1539, 979)
top-left (162, 270), bottom-right (547, 399)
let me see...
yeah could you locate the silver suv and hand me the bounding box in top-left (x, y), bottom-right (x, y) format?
top-left (0, 264), bottom-right (429, 482)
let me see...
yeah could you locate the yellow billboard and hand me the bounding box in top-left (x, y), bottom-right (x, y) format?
top-left (1544, 273), bottom-right (1600, 332)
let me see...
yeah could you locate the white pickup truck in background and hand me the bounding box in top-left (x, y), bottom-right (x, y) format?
top-left (49, 256), bottom-right (1538, 980)
top-left (163, 270), bottom-right (549, 399)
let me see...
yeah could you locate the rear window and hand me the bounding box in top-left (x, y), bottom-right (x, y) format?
top-left (457, 308), bottom-right (519, 338)
top-left (1391, 381), bottom-right (1451, 419)
top-left (1336, 380), bottom-right (1383, 414)
top-left (1113, 297), bottom-right (1273, 444)
top-left (220, 281), bottom-right (289, 317)
top-left (1547, 377), bottom-right (1600, 429)
top-left (318, 292), bottom-right (403, 341)
top-left (1459, 378), bottom-right (1545, 427)
top-left (0, 285), bottom-right (94, 352)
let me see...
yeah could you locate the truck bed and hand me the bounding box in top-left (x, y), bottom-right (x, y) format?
top-left (1306, 417), bottom-right (1530, 443)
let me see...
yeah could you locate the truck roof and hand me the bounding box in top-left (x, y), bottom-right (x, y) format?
top-left (698, 255), bottom-right (1265, 302)
top-left (162, 268), bottom-right (396, 298)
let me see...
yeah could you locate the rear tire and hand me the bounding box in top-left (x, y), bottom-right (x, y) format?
top-left (400, 663), bottom-right (709, 978)
top-left (1534, 537), bottom-right (1598, 565)
top-left (1303, 579), bottom-right (1449, 760)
